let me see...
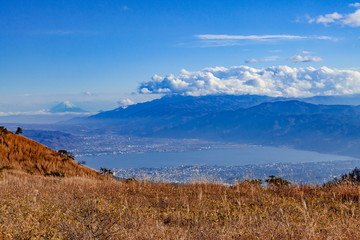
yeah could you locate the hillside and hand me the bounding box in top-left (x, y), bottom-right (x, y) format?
top-left (0, 127), bottom-right (102, 179)
top-left (1, 172), bottom-right (360, 239)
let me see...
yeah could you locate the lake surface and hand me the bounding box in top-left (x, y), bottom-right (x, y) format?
top-left (78, 146), bottom-right (358, 170)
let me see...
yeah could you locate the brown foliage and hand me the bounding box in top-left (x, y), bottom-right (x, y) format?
top-left (0, 172), bottom-right (360, 239)
top-left (0, 131), bottom-right (103, 179)
top-left (2, 129), bottom-right (360, 239)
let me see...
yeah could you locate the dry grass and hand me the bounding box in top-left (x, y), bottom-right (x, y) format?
top-left (1, 171), bottom-right (360, 240)
top-left (2, 128), bottom-right (360, 239)
top-left (0, 129), bottom-right (102, 179)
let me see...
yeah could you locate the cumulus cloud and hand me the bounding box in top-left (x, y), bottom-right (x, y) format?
top-left (289, 55), bottom-right (323, 63)
top-left (138, 66), bottom-right (360, 98)
top-left (309, 5), bottom-right (360, 27)
top-left (245, 56), bottom-right (278, 63)
top-left (117, 98), bottom-right (135, 108)
top-left (343, 9), bottom-right (360, 26)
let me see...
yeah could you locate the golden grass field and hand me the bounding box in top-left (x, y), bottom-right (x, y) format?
top-left (2, 128), bottom-right (360, 239)
top-left (1, 170), bottom-right (360, 240)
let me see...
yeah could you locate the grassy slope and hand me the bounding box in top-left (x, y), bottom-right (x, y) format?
top-left (0, 171), bottom-right (360, 239)
top-left (1, 128), bottom-right (360, 239)
top-left (0, 129), bottom-right (102, 179)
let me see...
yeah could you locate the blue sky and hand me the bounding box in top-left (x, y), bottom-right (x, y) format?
top-left (1, 0), bottom-right (360, 112)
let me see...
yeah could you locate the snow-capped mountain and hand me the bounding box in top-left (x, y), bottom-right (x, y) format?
top-left (49, 101), bottom-right (88, 113)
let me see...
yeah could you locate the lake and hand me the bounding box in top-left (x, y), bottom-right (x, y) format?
top-left (77, 146), bottom-right (358, 170)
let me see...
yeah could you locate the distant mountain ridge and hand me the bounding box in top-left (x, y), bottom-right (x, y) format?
top-left (91, 95), bottom-right (278, 119)
top-left (49, 101), bottom-right (88, 113)
top-left (64, 94), bottom-right (360, 156)
top-left (64, 94), bottom-right (279, 132)
top-left (88, 94), bottom-right (360, 122)
top-left (170, 100), bottom-right (360, 154)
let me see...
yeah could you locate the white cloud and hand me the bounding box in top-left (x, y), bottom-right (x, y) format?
top-left (138, 66), bottom-right (360, 98)
top-left (289, 55), bottom-right (323, 63)
top-left (349, 3), bottom-right (360, 7)
top-left (117, 98), bottom-right (135, 108)
top-left (309, 6), bottom-right (360, 27)
top-left (193, 34), bottom-right (339, 47)
top-left (195, 34), bottom-right (338, 41)
top-left (245, 58), bottom-right (260, 63)
top-left (343, 9), bottom-right (360, 27)
top-left (245, 56), bottom-right (279, 63)
top-left (309, 12), bottom-right (343, 24)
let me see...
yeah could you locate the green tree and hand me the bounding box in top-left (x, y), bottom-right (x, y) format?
top-left (58, 150), bottom-right (75, 159)
top-left (329, 167), bottom-right (360, 185)
top-left (100, 167), bottom-right (113, 175)
top-left (265, 175), bottom-right (291, 186)
top-left (0, 126), bottom-right (9, 135)
top-left (15, 127), bottom-right (23, 135)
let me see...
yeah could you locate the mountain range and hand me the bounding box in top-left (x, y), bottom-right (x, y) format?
top-left (62, 94), bottom-right (360, 156)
